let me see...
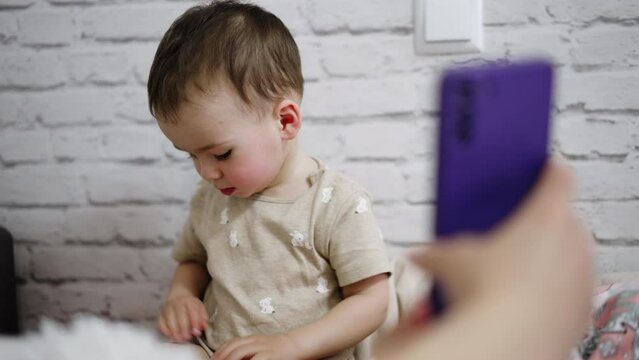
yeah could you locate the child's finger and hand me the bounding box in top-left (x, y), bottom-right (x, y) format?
top-left (186, 302), bottom-right (204, 335)
top-left (177, 303), bottom-right (193, 340)
top-left (198, 304), bottom-right (209, 329)
top-left (165, 306), bottom-right (182, 341)
top-left (157, 315), bottom-right (170, 338)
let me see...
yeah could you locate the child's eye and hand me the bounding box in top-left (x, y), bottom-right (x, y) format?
top-left (214, 149), bottom-right (232, 161)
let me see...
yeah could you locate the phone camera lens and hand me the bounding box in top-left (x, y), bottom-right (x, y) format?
top-left (456, 81), bottom-right (473, 143)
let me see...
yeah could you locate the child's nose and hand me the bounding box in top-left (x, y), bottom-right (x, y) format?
top-left (199, 160), bottom-right (223, 182)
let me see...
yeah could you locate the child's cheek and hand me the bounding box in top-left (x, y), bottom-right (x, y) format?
top-left (229, 164), bottom-right (259, 187)
top-left (233, 162), bottom-right (275, 188)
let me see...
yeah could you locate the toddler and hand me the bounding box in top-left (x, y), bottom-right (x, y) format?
top-left (147, 1), bottom-right (391, 359)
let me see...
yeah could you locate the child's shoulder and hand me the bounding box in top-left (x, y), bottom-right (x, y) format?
top-left (320, 167), bottom-right (372, 204)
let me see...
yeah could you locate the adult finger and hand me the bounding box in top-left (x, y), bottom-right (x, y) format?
top-left (407, 236), bottom-right (482, 281)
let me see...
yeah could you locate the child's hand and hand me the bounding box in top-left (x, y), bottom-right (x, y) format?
top-left (213, 333), bottom-right (302, 360)
top-left (157, 294), bottom-right (209, 343)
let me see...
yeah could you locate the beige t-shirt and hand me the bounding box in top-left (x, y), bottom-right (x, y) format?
top-left (172, 162), bottom-right (391, 360)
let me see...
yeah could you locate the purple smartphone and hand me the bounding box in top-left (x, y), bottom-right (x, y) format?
top-left (430, 59), bottom-right (554, 315)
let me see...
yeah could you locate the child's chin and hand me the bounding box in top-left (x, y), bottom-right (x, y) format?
top-left (230, 190), bottom-right (250, 198)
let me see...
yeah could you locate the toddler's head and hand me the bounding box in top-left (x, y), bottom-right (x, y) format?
top-left (147, 0), bottom-right (305, 198)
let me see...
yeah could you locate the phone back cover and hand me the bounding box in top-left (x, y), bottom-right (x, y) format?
top-left (435, 60), bottom-right (553, 237)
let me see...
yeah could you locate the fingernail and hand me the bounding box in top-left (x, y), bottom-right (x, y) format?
top-left (192, 327), bottom-right (201, 336)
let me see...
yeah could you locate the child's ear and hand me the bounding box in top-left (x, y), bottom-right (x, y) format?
top-left (274, 99), bottom-right (302, 140)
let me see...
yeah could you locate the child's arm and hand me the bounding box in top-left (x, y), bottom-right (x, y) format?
top-left (167, 261), bottom-right (210, 299)
top-left (290, 272), bottom-right (390, 358)
top-left (214, 272), bottom-right (389, 360)
top-left (158, 261), bottom-right (211, 343)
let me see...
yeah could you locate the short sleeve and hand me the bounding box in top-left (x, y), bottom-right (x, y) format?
top-left (171, 214), bottom-right (207, 264)
top-left (328, 193), bottom-right (391, 287)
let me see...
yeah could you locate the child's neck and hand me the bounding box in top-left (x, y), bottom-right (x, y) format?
top-left (259, 142), bottom-right (318, 200)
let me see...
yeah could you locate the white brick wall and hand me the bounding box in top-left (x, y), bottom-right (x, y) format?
top-left (1, 0), bottom-right (638, 329)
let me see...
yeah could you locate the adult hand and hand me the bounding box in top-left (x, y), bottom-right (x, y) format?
top-left (377, 160), bottom-right (594, 360)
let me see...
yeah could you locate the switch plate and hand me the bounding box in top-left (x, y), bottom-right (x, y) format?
top-left (414, 0), bottom-right (483, 55)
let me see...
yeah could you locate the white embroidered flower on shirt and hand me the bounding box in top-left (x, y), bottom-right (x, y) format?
top-left (220, 208), bottom-right (229, 224)
top-left (316, 278), bottom-right (329, 294)
top-left (290, 230), bottom-right (312, 249)
top-left (355, 197), bottom-right (369, 214)
top-left (229, 230), bottom-right (239, 248)
top-left (321, 187), bottom-right (334, 203)
top-left (259, 297), bottom-right (275, 314)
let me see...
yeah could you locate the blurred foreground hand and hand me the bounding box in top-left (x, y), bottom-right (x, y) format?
top-left (376, 160), bottom-right (594, 360)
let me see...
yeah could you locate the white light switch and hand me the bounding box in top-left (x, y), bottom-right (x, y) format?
top-left (425, 0), bottom-right (472, 42)
top-left (414, 0), bottom-right (483, 54)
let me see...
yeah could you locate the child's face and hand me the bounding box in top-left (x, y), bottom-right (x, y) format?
top-left (157, 83), bottom-right (286, 198)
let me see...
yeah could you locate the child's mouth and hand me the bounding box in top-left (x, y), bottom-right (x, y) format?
top-left (220, 187), bottom-right (235, 196)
